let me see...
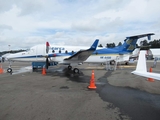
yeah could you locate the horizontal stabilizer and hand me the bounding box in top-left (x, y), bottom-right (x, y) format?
top-left (132, 71), bottom-right (160, 81)
top-left (126, 33), bottom-right (154, 40)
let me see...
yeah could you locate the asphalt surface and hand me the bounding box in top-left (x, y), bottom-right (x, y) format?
top-left (96, 71), bottom-right (160, 120)
top-left (0, 61), bottom-right (160, 120)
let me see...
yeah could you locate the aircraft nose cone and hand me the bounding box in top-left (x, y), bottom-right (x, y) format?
top-left (5, 54), bottom-right (13, 60)
top-left (5, 55), bottom-right (10, 60)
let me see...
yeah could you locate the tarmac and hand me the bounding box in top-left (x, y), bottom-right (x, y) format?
top-left (0, 61), bottom-right (160, 120)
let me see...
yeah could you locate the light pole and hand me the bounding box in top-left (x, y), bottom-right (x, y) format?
top-left (8, 45), bottom-right (10, 53)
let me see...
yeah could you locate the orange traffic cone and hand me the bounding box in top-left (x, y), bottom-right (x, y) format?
top-left (147, 67), bottom-right (154, 82)
top-left (0, 64), bottom-right (4, 74)
top-left (42, 67), bottom-right (46, 75)
top-left (88, 70), bottom-right (97, 89)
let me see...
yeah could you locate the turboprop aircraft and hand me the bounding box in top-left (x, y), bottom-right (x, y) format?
top-left (5, 33), bottom-right (154, 74)
top-left (132, 50), bottom-right (160, 81)
top-left (6, 39), bottom-right (99, 73)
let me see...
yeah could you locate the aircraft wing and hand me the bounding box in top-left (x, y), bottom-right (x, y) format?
top-left (126, 33), bottom-right (154, 40)
top-left (64, 39), bottom-right (99, 62)
top-left (132, 71), bottom-right (160, 81)
top-left (132, 50), bottom-right (160, 80)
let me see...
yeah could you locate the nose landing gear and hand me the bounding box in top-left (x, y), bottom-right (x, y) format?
top-left (7, 61), bottom-right (12, 74)
top-left (7, 68), bottom-right (12, 73)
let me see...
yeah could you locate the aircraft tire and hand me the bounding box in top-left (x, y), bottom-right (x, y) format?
top-left (32, 67), bottom-right (37, 72)
top-left (7, 68), bottom-right (12, 73)
top-left (125, 62), bottom-right (128, 65)
top-left (73, 68), bottom-right (79, 74)
top-left (68, 65), bottom-right (72, 70)
top-left (110, 60), bottom-right (115, 65)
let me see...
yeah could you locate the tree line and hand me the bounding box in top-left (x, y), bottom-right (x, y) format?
top-left (98, 39), bottom-right (160, 48)
top-left (0, 49), bottom-right (25, 56)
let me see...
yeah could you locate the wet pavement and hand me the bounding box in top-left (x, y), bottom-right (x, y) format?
top-left (96, 71), bottom-right (160, 120)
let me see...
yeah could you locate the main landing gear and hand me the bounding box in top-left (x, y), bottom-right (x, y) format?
top-left (67, 65), bottom-right (80, 74)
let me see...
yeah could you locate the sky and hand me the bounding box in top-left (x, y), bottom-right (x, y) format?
top-left (0, 0), bottom-right (160, 51)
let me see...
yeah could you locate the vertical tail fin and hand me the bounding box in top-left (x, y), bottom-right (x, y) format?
top-left (132, 50), bottom-right (160, 81)
top-left (136, 50), bottom-right (147, 72)
top-left (117, 33), bottom-right (154, 53)
top-left (118, 38), bottom-right (138, 52)
top-left (88, 39), bottom-right (99, 51)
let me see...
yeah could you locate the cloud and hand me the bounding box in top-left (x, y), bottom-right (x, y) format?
top-left (71, 17), bottom-right (124, 32)
top-left (0, 24), bottom-right (12, 31)
top-left (0, 0), bottom-right (160, 51)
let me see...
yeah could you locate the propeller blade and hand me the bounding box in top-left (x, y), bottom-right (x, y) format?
top-left (46, 57), bottom-right (49, 69)
top-left (46, 42), bottom-right (50, 54)
top-left (45, 42), bottom-right (50, 69)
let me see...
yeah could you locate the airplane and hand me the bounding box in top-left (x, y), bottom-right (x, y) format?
top-left (5, 39), bottom-right (99, 73)
top-left (85, 33), bottom-right (154, 65)
top-left (132, 50), bottom-right (160, 81)
top-left (5, 33), bottom-right (154, 74)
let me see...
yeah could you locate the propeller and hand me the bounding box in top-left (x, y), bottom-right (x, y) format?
top-left (46, 42), bottom-right (50, 69)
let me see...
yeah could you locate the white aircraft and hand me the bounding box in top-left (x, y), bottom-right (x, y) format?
top-left (5, 33), bottom-right (154, 74)
top-left (6, 40), bottom-right (99, 73)
top-left (132, 50), bottom-right (160, 80)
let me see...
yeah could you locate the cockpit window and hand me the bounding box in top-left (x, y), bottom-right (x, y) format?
top-left (26, 49), bottom-right (34, 52)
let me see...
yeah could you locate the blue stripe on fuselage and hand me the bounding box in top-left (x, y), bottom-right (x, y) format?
top-left (11, 55), bottom-right (43, 59)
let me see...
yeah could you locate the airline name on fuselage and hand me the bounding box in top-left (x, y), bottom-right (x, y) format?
top-left (51, 47), bottom-right (65, 50)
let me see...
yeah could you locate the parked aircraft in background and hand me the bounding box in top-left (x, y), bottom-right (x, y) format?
top-left (132, 50), bottom-right (160, 81)
top-left (150, 49), bottom-right (160, 60)
top-left (86, 33), bottom-right (154, 64)
top-left (130, 48), bottom-right (153, 60)
top-left (5, 33), bottom-right (154, 74)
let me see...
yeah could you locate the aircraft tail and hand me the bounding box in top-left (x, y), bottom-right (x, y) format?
top-left (135, 50), bottom-right (147, 72)
top-left (132, 50), bottom-right (160, 81)
top-left (88, 39), bottom-right (99, 51)
top-left (117, 33), bottom-right (154, 53)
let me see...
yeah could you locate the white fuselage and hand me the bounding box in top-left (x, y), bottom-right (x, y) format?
top-left (6, 44), bottom-right (130, 64)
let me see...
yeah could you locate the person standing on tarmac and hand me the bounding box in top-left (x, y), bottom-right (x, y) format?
top-left (153, 57), bottom-right (158, 68)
